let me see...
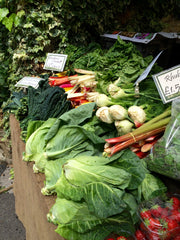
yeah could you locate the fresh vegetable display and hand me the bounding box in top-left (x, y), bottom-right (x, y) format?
top-left (61, 38), bottom-right (169, 122)
top-left (22, 102), bottom-right (168, 240)
top-left (44, 150), bottom-right (166, 240)
top-left (23, 103), bottom-right (115, 173)
top-left (4, 37), bottom-right (178, 240)
top-left (3, 78), bottom-right (72, 140)
top-left (136, 194), bottom-right (180, 240)
top-left (44, 39), bottom-right (169, 126)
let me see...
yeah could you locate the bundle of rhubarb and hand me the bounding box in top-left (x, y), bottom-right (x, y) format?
top-left (104, 108), bottom-right (171, 158)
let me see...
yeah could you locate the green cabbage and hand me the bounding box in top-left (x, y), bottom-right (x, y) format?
top-left (23, 103), bottom-right (108, 173)
top-left (44, 150), bottom-right (167, 239)
top-left (23, 118), bottom-right (56, 163)
top-left (48, 198), bottom-right (135, 240)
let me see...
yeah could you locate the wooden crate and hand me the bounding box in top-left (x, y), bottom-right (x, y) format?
top-left (10, 114), bottom-right (64, 240)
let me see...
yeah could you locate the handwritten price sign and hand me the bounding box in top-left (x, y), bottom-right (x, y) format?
top-left (44, 53), bottom-right (67, 72)
top-left (15, 76), bottom-right (44, 89)
top-left (153, 65), bottom-right (180, 103)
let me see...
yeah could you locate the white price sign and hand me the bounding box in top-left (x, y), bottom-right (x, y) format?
top-left (15, 77), bottom-right (44, 89)
top-left (153, 65), bottom-right (180, 104)
top-left (43, 53), bottom-right (67, 72)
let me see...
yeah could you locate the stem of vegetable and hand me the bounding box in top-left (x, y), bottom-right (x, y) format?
top-left (132, 116), bottom-right (171, 135)
top-left (138, 92), bottom-right (163, 101)
top-left (108, 126), bottom-right (166, 156)
top-left (106, 108), bottom-right (171, 144)
top-left (139, 108), bottom-right (171, 129)
top-left (141, 138), bottom-right (159, 152)
top-left (74, 68), bottom-right (96, 75)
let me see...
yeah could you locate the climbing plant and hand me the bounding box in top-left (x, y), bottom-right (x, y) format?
top-left (0, 0), bottom-right (179, 106)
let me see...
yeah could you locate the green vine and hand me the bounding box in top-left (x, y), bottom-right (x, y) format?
top-left (0, 0), bottom-right (179, 107)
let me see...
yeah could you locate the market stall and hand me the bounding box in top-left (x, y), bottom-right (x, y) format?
top-left (3, 36), bottom-right (180, 240)
top-left (1, 1), bottom-right (180, 239)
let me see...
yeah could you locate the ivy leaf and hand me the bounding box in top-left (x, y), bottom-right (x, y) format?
top-left (17, 10), bottom-right (25, 18)
top-left (14, 10), bottom-right (25, 27)
top-left (0, 8), bottom-right (9, 21)
top-left (14, 16), bottom-right (20, 27)
top-left (2, 13), bottom-right (16, 31)
top-left (24, 23), bottom-right (33, 28)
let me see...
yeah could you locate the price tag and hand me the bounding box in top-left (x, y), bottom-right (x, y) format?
top-left (153, 65), bottom-right (180, 103)
top-left (15, 77), bottom-right (44, 89)
top-left (43, 53), bottom-right (67, 72)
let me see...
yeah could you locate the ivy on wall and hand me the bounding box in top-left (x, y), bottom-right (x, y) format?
top-left (0, 0), bottom-right (179, 106)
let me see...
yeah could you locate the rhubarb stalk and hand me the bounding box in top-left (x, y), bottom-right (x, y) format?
top-left (106, 108), bottom-right (171, 144)
top-left (106, 126), bottom-right (166, 156)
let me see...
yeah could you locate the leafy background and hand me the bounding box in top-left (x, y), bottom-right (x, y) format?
top-left (0, 0), bottom-right (179, 106)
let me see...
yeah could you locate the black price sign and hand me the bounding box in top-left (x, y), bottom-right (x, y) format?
top-left (153, 65), bottom-right (180, 104)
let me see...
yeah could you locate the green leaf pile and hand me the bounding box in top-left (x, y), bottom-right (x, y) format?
top-left (23, 103), bottom-right (167, 240)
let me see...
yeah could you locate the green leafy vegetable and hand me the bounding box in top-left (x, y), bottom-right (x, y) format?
top-left (25, 120), bottom-right (45, 141)
top-left (45, 150), bottom-right (151, 240)
top-left (146, 99), bottom-right (180, 180)
top-left (48, 198), bottom-right (135, 240)
top-left (42, 159), bottom-right (67, 195)
top-left (27, 80), bottom-right (72, 121)
top-left (48, 198), bottom-right (103, 228)
top-left (55, 214), bottom-right (134, 240)
top-left (110, 149), bottom-right (148, 190)
top-left (71, 37), bottom-right (169, 120)
top-left (140, 173), bottom-right (167, 200)
top-left (62, 159), bottom-right (131, 189)
top-left (23, 118), bottom-right (56, 165)
top-left (52, 156), bottom-right (131, 201)
top-left (23, 103), bottom-right (113, 173)
top-left (3, 79), bottom-right (72, 141)
top-left (45, 102), bottom-right (97, 142)
top-left (44, 125), bottom-right (104, 161)
top-left (83, 182), bottom-right (126, 218)
top-left (42, 155), bottom-right (113, 196)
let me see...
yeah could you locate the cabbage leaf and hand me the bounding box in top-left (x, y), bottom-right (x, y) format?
top-left (48, 198), bottom-right (135, 240)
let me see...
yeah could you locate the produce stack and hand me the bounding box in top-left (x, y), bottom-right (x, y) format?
top-left (3, 38), bottom-right (180, 240)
